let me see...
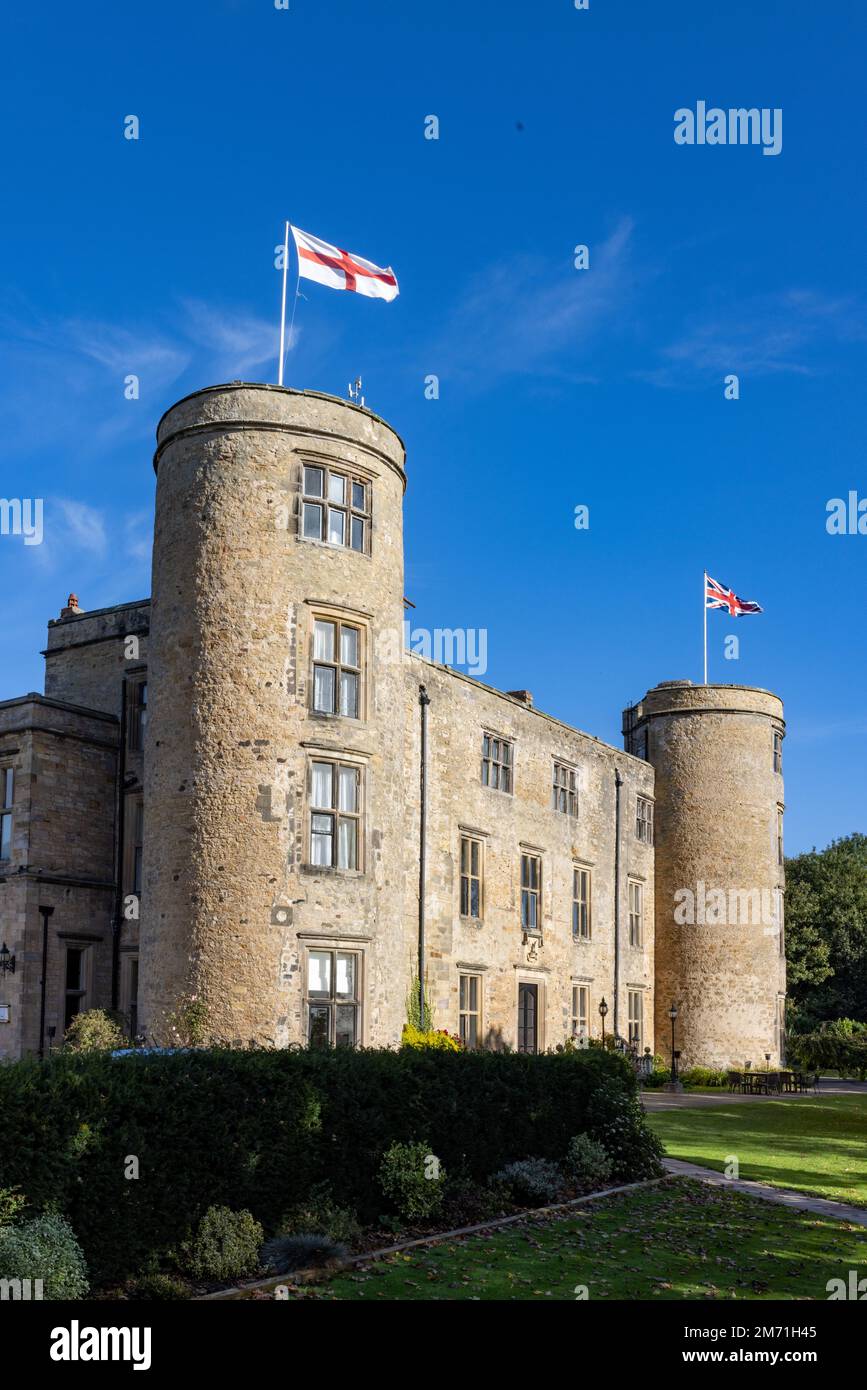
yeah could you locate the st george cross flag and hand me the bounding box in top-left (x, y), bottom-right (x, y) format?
top-left (705, 573), bottom-right (764, 617)
top-left (290, 225), bottom-right (399, 302)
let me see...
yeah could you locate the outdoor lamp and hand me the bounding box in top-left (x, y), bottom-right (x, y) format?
top-left (0, 943), bottom-right (14, 975)
top-left (668, 1002), bottom-right (679, 1083)
top-left (598, 997), bottom-right (608, 1046)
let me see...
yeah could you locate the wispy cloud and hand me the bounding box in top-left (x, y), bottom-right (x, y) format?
top-left (642, 288), bottom-right (867, 386)
top-left (179, 299), bottom-right (282, 378)
top-left (0, 294), bottom-right (288, 458)
top-left (428, 218), bottom-right (638, 387)
top-left (55, 499), bottom-right (108, 555)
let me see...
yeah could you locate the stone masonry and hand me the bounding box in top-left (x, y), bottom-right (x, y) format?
top-left (0, 383), bottom-right (785, 1067)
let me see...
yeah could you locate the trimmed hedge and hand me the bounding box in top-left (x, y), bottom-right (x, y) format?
top-left (0, 1045), bottom-right (661, 1284)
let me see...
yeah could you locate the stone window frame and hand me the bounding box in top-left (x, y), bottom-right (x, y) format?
top-left (458, 972), bottom-right (482, 1048)
top-left (304, 943), bottom-right (364, 1049)
top-left (775, 887), bottom-right (785, 958)
top-left (627, 877), bottom-right (644, 948)
top-left (119, 951), bottom-right (140, 1040)
top-left (635, 795), bottom-right (654, 845)
top-left (773, 728), bottom-right (783, 774)
top-left (123, 795), bottom-right (144, 898)
top-left (776, 805), bottom-right (784, 866)
top-left (459, 832), bottom-right (484, 922)
top-left (520, 850), bottom-right (542, 933)
top-left (303, 752), bottom-right (367, 875)
top-left (552, 759), bottom-right (579, 817)
top-left (572, 864), bottom-right (591, 941)
top-left (62, 942), bottom-right (93, 1033)
top-left (309, 611), bottom-right (365, 722)
top-left (481, 732), bottom-right (513, 794)
top-left (0, 765), bottom-right (13, 861)
top-left (126, 675), bottom-right (148, 753)
top-left (571, 983), bottom-right (590, 1039)
top-left (299, 457), bottom-right (372, 555)
top-left (626, 988), bottom-right (643, 1049)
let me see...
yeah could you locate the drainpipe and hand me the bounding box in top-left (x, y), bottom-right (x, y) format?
top-left (111, 678), bottom-right (129, 1012)
top-left (613, 768), bottom-right (623, 1039)
top-left (418, 685), bottom-right (431, 1028)
top-left (37, 904), bottom-right (54, 1059)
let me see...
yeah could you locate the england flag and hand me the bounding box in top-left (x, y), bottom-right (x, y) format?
top-left (290, 225), bottom-right (399, 302)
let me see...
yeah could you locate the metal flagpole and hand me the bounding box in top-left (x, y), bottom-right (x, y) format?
top-left (278, 220), bottom-right (290, 386)
top-left (703, 570), bottom-right (708, 685)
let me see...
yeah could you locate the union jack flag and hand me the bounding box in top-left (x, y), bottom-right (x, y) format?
top-left (705, 573), bottom-right (763, 617)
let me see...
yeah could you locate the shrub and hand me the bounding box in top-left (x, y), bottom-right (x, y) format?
top-left (640, 1067), bottom-right (671, 1089)
top-left (0, 1212), bottom-right (89, 1299)
top-left (0, 1187), bottom-right (26, 1227)
top-left (788, 1020), bottom-right (867, 1080)
top-left (127, 1272), bottom-right (189, 1300)
top-left (0, 1043), bottom-right (659, 1284)
top-left (379, 1140), bottom-right (446, 1221)
top-left (440, 1176), bottom-right (512, 1226)
top-left (400, 1024), bottom-right (463, 1051)
top-left (583, 1087), bottom-right (665, 1183)
top-left (680, 1066), bottom-right (728, 1088)
top-left (182, 1206), bottom-right (263, 1284)
top-left (63, 1009), bottom-right (127, 1052)
top-left (278, 1183), bottom-right (361, 1247)
top-left (261, 1232), bottom-right (347, 1274)
top-left (564, 1134), bottom-right (614, 1192)
top-left (491, 1158), bottom-right (565, 1206)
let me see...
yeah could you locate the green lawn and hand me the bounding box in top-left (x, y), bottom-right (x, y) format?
top-left (286, 1181), bottom-right (867, 1301)
top-left (647, 1094), bottom-right (867, 1206)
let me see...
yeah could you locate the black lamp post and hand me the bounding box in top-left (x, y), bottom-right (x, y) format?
top-left (668, 1001), bottom-right (678, 1083)
top-left (0, 942), bottom-right (14, 974)
top-left (598, 997), bottom-right (608, 1047)
top-left (661, 1001), bottom-right (683, 1092)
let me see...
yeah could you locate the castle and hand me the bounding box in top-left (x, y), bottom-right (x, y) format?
top-left (0, 384), bottom-right (787, 1068)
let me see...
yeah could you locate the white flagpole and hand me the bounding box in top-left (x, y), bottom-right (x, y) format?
top-left (703, 570), bottom-right (708, 685)
top-left (277, 220), bottom-right (290, 386)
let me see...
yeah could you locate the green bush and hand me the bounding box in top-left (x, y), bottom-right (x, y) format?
top-left (0, 1044), bottom-right (659, 1284)
top-left (788, 1020), bottom-right (867, 1080)
top-left (63, 1009), bottom-right (127, 1052)
top-left (491, 1158), bottom-right (565, 1206)
top-left (0, 1188), bottom-right (26, 1227)
top-left (127, 1272), bottom-right (190, 1300)
top-left (640, 1067), bottom-right (672, 1089)
top-left (564, 1134), bottom-right (614, 1192)
top-left (400, 1024), bottom-right (463, 1051)
top-left (261, 1232), bottom-right (347, 1274)
top-left (278, 1182), bottom-right (361, 1247)
top-left (681, 1066), bottom-right (728, 1088)
top-left (0, 1212), bottom-right (89, 1299)
top-left (182, 1205), bottom-right (263, 1284)
top-left (379, 1140), bottom-right (446, 1221)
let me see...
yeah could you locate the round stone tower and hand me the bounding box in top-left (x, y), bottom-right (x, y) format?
top-left (140, 383), bottom-right (408, 1046)
top-left (624, 682), bottom-right (786, 1070)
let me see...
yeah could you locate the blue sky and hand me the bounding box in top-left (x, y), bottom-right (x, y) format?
top-left (2, 0), bottom-right (865, 854)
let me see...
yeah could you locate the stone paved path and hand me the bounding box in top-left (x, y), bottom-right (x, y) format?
top-left (664, 1157), bottom-right (867, 1228)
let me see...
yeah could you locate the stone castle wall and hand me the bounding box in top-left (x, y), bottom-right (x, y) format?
top-left (405, 656), bottom-right (656, 1051)
top-left (140, 385), bottom-right (410, 1045)
top-left (626, 681), bottom-right (786, 1069)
